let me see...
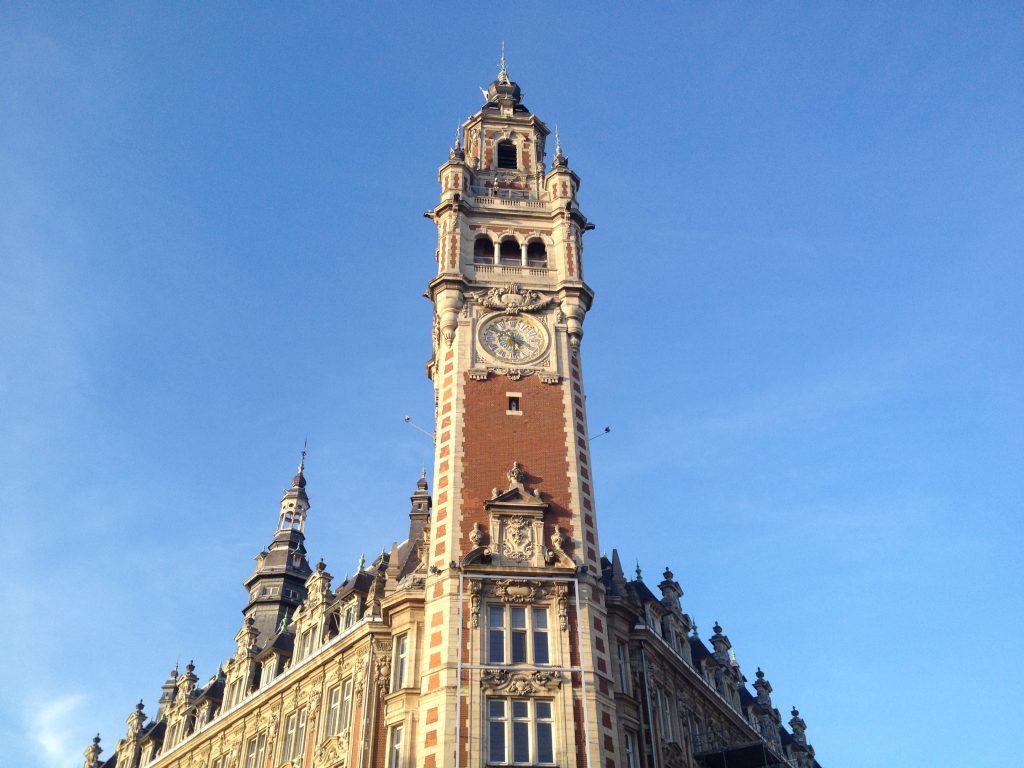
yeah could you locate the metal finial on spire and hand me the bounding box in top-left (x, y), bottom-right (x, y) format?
top-left (498, 41), bottom-right (510, 84)
top-left (357, 553), bottom-right (366, 572)
top-left (454, 123), bottom-right (461, 150)
top-left (555, 125), bottom-right (562, 157)
top-left (299, 435), bottom-right (307, 474)
top-left (635, 560), bottom-right (643, 581)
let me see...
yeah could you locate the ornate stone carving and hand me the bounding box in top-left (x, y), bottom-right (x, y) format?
top-left (471, 283), bottom-right (553, 315)
top-left (469, 521), bottom-right (485, 547)
top-left (506, 461), bottom-right (525, 486)
top-left (663, 742), bottom-right (687, 768)
top-left (480, 668), bottom-right (563, 694)
top-left (546, 526), bottom-right (575, 568)
top-left (502, 515), bottom-right (534, 561)
top-left (315, 730), bottom-right (349, 768)
top-left (553, 583), bottom-right (569, 632)
top-left (494, 579), bottom-right (545, 604)
top-left (469, 579), bottom-right (483, 628)
top-left (373, 640), bottom-right (393, 694)
top-left (306, 687), bottom-right (323, 719)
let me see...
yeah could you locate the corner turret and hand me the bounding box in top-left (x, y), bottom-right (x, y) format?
top-left (241, 450), bottom-right (313, 642)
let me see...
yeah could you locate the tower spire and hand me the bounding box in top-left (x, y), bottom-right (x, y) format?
top-left (552, 124), bottom-right (569, 169)
top-left (242, 453), bottom-right (313, 642)
top-left (498, 41), bottom-right (509, 85)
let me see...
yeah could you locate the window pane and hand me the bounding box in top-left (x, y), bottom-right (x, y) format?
top-left (489, 606), bottom-right (505, 627)
top-left (295, 710), bottom-right (306, 757)
top-left (536, 722), bottom-right (553, 763)
top-left (489, 699), bottom-right (505, 718)
top-left (389, 725), bottom-right (403, 768)
top-left (488, 629), bottom-right (505, 663)
top-left (510, 606), bottom-right (526, 628)
top-left (489, 721), bottom-right (505, 763)
top-left (532, 608), bottom-right (548, 628)
top-left (512, 721), bottom-right (530, 763)
top-left (327, 687), bottom-right (340, 734)
top-left (535, 701), bottom-right (552, 719)
top-left (534, 631), bottom-right (549, 664)
top-left (340, 679), bottom-right (353, 731)
top-left (512, 700), bottom-right (529, 719)
top-left (511, 631), bottom-right (527, 663)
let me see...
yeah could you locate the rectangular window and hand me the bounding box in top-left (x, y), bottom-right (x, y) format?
top-left (262, 657), bottom-right (277, 686)
top-left (533, 608), bottom-right (549, 664)
top-left (487, 697), bottom-right (555, 765)
top-left (281, 708), bottom-right (306, 761)
top-left (488, 606), bottom-right (506, 664)
top-left (488, 699), bottom-right (506, 763)
top-left (211, 757), bottom-right (226, 768)
top-left (294, 708), bottom-right (307, 760)
top-left (339, 678), bottom-right (354, 732)
top-left (510, 607), bottom-right (527, 663)
top-left (535, 700), bottom-right (554, 764)
top-left (658, 690), bottom-right (674, 741)
top-left (242, 733), bottom-right (266, 768)
top-left (392, 634), bottom-right (409, 690)
top-left (624, 731), bottom-right (637, 768)
top-left (282, 710), bottom-right (297, 761)
top-left (326, 685), bottom-right (341, 736)
top-left (388, 724), bottom-right (404, 768)
top-left (617, 642), bottom-right (631, 694)
top-left (299, 629), bottom-right (314, 659)
top-left (488, 605), bottom-right (551, 665)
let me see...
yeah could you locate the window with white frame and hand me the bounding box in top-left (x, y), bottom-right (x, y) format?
top-left (211, 756), bottom-right (226, 768)
top-left (392, 634), bottom-right (409, 690)
top-left (281, 708), bottom-right (307, 763)
top-left (657, 689), bottom-right (674, 741)
top-left (624, 730), bottom-right (637, 768)
top-left (299, 628), bottom-right (314, 659)
top-left (242, 733), bottom-right (266, 768)
top-left (387, 724), bottom-right (404, 768)
top-left (326, 678), bottom-right (354, 736)
top-left (487, 698), bottom-right (555, 765)
top-left (616, 641), bottom-right (631, 694)
top-left (487, 605), bottom-right (550, 665)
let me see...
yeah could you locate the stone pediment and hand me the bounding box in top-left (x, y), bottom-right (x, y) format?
top-left (484, 485), bottom-right (548, 519)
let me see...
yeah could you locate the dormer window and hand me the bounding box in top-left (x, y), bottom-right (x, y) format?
top-left (497, 140), bottom-right (517, 169)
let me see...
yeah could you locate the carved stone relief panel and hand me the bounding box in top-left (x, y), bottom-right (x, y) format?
top-left (480, 668), bottom-right (563, 695)
top-left (490, 514), bottom-right (547, 567)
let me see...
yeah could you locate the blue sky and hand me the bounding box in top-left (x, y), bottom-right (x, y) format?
top-left (1, 3), bottom-right (1021, 767)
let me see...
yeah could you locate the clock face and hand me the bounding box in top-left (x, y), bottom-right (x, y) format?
top-left (479, 315), bottom-right (547, 363)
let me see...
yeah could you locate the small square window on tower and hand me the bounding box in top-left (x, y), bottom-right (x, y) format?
top-left (506, 393), bottom-right (522, 415)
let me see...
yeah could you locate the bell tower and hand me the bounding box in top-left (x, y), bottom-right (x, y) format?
top-left (419, 54), bottom-right (616, 768)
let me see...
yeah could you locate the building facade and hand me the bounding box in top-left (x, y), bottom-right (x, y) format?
top-left (84, 62), bottom-right (821, 768)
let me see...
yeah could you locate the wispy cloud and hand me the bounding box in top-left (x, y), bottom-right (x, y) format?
top-left (28, 694), bottom-right (89, 768)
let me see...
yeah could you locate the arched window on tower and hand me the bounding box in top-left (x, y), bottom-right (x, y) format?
top-left (474, 236), bottom-right (495, 264)
top-left (499, 238), bottom-right (520, 265)
top-left (526, 240), bottom-right (547, 268)
top-left (497, 140), bottom-right (517, 169)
